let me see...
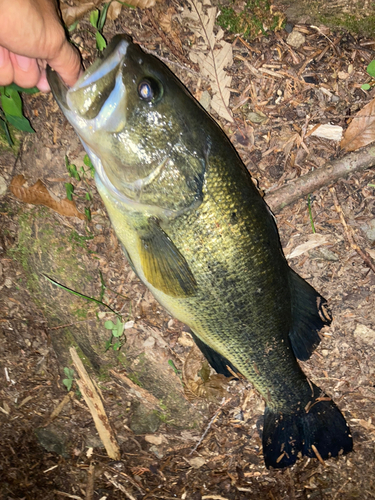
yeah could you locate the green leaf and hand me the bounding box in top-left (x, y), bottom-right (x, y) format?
top-left (96, 31), bottom-right (107, 51)
top-left (98, 1), bottom-right (112, 31)
top-left (361, 83), bottom-right (371, 90)
top-left (63, 378), bottom-right (73, 391)
top-left (85, 207), bottom-right (91, 221)
top-left (68, 20), bottom-right (80, 32)
top-left (65, 182), bottom-right (74, 200)
top-left (105, 340), bottom-right (112, 351)
top-left (83, 154), bottom-right (92, 167)
top-left (85, 192), bottom-right (91, 201)
top-left (1, 88), bottom-right (23, 117)
top-left (105, 320), bottom-right (115, 330)
top-left (64, 367), bottom-right (74, 378)
top-left (6, 83), bottom-right (39, 94)
top-left (90, 9), bottom-right (99, 28)
top-left (367, 60), bottom-right (375, 78)
top-left (0, 117), bottom-right (13, 146)
top-left (112, 342), bottom-right (121, 351)
top-left (6, 113), bottom-right (34, 132)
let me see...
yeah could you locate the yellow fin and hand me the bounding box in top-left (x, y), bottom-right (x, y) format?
top-left (137, 220), bottom-right (197, 298)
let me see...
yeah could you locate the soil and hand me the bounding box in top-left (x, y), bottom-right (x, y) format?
top-left (1, 2), bottom-right (375, 499)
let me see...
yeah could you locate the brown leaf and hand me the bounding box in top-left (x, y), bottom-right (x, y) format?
top-left (10, 175), bottom-right (85, 220)
top-left (61, 2), bottom-right (97, 26)
top-left (182, 343), bottom-right (229, 401)
top-left (107, 0), bottom-right (122, 20)
top-left (341, 98), bottom-right (375, 152)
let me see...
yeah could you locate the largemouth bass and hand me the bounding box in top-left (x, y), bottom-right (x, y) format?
top-left (47, 35), bottom-right (353, 468)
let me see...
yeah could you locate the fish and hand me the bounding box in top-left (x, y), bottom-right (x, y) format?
top-left (47, 34), bottom-right (353, 468)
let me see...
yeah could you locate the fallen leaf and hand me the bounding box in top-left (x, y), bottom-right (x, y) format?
top-left (285, 233), bottom-right (333, 259)
top-left (10, 175), bottom-right (85, 220)
top-left (145, 434), bottom-right (166, 445)
top-left (61, 2), bottom-right (97, 26)
top-left (340, 98), bottom-right (375, 151)
top-left (188, 456), bottom-right (206, 468)
top-left (310, 124), bottom-right (343, 141)
top-left (183, 0), bottom-right (233, 122)
top-left (107, 0), bottom-right (122, 20)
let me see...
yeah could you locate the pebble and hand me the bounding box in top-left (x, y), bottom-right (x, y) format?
top-left (286, 30), bottom-right (306, 49)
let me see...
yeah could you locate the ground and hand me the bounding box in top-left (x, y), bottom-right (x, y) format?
top-left (0, 2), bottom-right (375, 499)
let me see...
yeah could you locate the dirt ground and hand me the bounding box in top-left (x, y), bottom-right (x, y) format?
top-left (1, 2), bottom-right (375, 499)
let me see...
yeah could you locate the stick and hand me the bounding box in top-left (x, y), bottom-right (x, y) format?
top-left (265, 145), bottom-right (375, 214)
top-left (70, 347), bottom-right (121, 460)
top-left (330, 187), bottom-right (375, 274)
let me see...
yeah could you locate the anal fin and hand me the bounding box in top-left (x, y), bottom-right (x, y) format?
top-left (189, 330), bottom-right (240, 378)
top-left (289, 269), bottom-right (332, 361)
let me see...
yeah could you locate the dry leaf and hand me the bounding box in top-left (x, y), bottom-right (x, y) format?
top-left (124, 0), bottom-right (157, 7)
top-left (187, 456), bottom-right (206, 468)
top-left (340, 98), bottom-right (375, 152)
top-left (158, 7), bottom-right (183, 52)
top-left (285, 233), bottom-right (334, 259)
top-left (182, 344), bottom-right (229, 401)
top-left (61, 2), bottom-right (97, 26)
top-left (107, 0), bottom-right (122, 20)
top-left (10, 175), bottom-right (85, 220)
top-left (183, 0), bottom-right (233, 122)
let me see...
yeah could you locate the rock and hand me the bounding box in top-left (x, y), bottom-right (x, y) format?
top-left (286, 30), bottom-right (306, 49)
top-left (35, 427), bottom-right (68, 458)
top-left (0, 175), bottom-right (7, 196)
top-left (354, 324), bottom-right (375, 345)
top-left (130, 404), bottom-right (162, 434)
top-left (362, 219), bottom-right (375, 242)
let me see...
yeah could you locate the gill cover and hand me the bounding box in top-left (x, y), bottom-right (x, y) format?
top-left (47, 34), bottom-right (208, 218)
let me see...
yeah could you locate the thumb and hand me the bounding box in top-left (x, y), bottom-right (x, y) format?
top-left (47, 39), bottom-right (83, 88)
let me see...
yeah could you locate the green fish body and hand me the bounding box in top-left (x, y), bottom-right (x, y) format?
top-left (47, 35), bottom-right (353, 468)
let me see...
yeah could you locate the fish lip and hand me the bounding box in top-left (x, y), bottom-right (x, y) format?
top-left (47, 34), bottom-right (132, 113)
top-left (47, 65), bottom-right (70, 111)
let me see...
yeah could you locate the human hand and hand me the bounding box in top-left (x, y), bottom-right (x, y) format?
top-left (0, 0), bottom-right (82, 91)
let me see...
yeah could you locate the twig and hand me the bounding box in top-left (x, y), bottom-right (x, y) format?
top-left (265, 144), bottom-right (375, 213)
top-left (190, 398), bottom-right (231, 455)
top-left (330, 187), bottom-right (375, 274)
top-left (43, 391), bottom-right (74, 426)
top-left (311, 444), bottom-right (325, 465)
top-left (70, 347), bottom-right (121, 460)
top-left (104, 472), bottom-right (137, 500)
top-left (85, 463), bottom-right (95, 500)
top-left (54, 492), bottom-right (83, 500)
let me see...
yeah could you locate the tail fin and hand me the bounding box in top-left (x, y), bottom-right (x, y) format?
top-left (263, 384), bottom-right (353, 468)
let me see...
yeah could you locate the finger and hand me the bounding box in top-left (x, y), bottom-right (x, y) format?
top-left (9, 53), bottom-right (41, 89)
top-left (48, 40), bottom-right (83, 88)
top-left (36, 68), bottom-right (50, 92)
top-left (0, 46), bottom-right (14, 86)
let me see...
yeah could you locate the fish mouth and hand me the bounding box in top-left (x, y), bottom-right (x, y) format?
top-left (47, 34), bottom-right (130, 123)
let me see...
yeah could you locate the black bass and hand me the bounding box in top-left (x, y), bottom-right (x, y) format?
top-left (47, 35), bottom-right (353, 468)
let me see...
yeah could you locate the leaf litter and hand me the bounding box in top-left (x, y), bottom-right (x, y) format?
top-left (182, 0), bottom-right (234, 122)
top-left (1, 4), bottom-right (375, 500)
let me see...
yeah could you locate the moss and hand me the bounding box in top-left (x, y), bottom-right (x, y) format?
top-left (217, 0), bottom-right (285, 41)
top-left (128, 372), bottom-right (143, 387)
top-left (319, 13), bottom-right (375, 37)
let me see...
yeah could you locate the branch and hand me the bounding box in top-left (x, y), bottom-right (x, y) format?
top-left (264, 145), bottom-right (375, 214)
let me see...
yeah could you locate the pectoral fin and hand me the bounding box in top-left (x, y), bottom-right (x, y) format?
top-left (137, 220), bottom-right (197, 298)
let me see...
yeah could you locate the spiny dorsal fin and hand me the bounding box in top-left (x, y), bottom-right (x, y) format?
top-left (288, 269), bottom-right (332, 361)
top-left (137, 218), bottom-right (197, 298)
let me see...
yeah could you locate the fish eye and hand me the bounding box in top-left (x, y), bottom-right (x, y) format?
top-left (137, 78), bottom-right (162, 103)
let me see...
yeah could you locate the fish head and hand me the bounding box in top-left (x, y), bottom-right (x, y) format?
top-left (47, 34), bottom-right (209, 217)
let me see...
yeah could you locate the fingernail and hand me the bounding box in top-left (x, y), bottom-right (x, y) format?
top-left (15, 54), bottom-right (32, 72)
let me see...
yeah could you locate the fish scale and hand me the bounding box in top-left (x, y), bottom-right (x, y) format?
top-left (48, 34), bottom-right (353, 468)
